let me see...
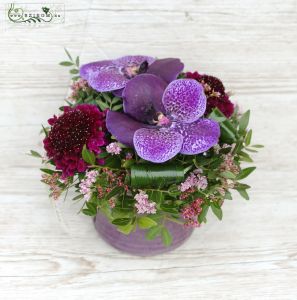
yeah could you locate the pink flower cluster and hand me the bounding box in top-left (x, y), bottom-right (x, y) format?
top-left (79, 170), bottom-right (98, 201)
top-left (179, 169), bottom-right (208, 192)
top-left (69, 79), bottom-right (89, 102)
top-left (41, 173), bottom-right (62, 200)
top-left (182, 198), bottom-right (203, 227)
top-left (106, 142), bottom-right (122, 155)
top-left (134, 190), bottom-right (156, 214)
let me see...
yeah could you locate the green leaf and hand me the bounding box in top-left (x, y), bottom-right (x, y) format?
top-left (82, 208), bottom-right (96, 216)
top-left (137, 216), bottom-right (157, 229)
top-left (238, 151), bottom-right (253, 162)
top-left (239, 110), bottom-right (250, 133)
top-left (112, 104), bottom-right (123, 111)
top-left (70, 69), bottom-right (79, 74)
top-left (245, 129), bottom-right (252, 146)
top-left (64, 48), bottom-right (73, 61)
top-left (103, 156), bottom-right (121, 169)
top-left (146, 190), bottom-right (164, 203)
top-left (105, 186), bottom-right (124, 200)
top-left (220, 171), bottom-right (236, 179)
top-left (41, 124), bottom-right (49, 137)
top-left (209, 108), bottom-right (237, 143)
top-left (96, 99), bottom-right (110, 111)
top-left (161, 227), bottom-right (172, 246)
top-left (224, 190), bottom-right (232, 200)
top-left (251, 144), bottom-right (264, 148)
top-left (40, 168), bottom-right (56, 175)
top-left (116, 223), bottom-right (134, 235)
top-left (112, 218), bottom-right (131, 226)
top-left (97, 152), bottom-right (109, 158)
top-left (86, 201), bottom-right (97, 215)
top-left (146, 226), bottom-right (162, 240)
top-left (29, 150), bottom-right (42, 158)
top-left (237, 189), bottom-right (249, 200)
top-left (131, 163), bottom-right (184, 188)
top-left (210, 202), bottom-right (223, 220)
top-left (82, 145), bottom-right (96, 165)
top-left (72, 194), bottom-right (84, 201)
top-left (236, 167), bottom-right (256, 180)
top-left (72, 75), bottom-right (80, 81)
top-left (59, 61), bottom-right (74, 66)
top-left (75, 56), bottom-right (80, 67)
top-left (198, 204), bottom-right (209, 223)
top-left (102, 93), bottom-right (112, 103)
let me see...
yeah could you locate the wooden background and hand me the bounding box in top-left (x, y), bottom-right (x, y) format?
top-left (1, 1), bottom-right (297, 299)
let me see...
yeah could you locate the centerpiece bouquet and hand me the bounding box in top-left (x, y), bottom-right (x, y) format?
top-left (32, 50), bottom-right (262, 256)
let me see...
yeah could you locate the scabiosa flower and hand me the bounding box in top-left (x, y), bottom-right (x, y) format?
top-left (186, 71), bottom-right (234, 118)
top-left (179, 170), bottom-right (208, 192)
top-left (106, 142), bottom-right (122, 155)
top-left (43, 104), bottom-right (107, 178)
top-left (134, 190), bottom-right (156, 214)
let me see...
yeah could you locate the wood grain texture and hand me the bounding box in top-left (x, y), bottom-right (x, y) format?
top-left (0, 0), bottom-right (297, 299)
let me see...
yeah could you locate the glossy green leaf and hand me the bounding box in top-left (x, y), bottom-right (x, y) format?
top-left (239, 110), bottom-right (250, 133)
top-left (245, 129), bottom-right (252, 145)
top-left (236, 167), bottom-right (256, 180)
top-left (82, 145), bottom-right (96, 165)
top-left (220, 171), bottom-right (236, 179)
top-left (112, 218), bottom-right (131, 226)
top-left (146, 225), bottom-right (162, 240)
top-left (210, 202), bottom-right (223, 220)
top-left (198, 204), bottom-right (209, 223)
top-left (131, 163), bottom-right (184, 188)
top-left (59, 61), bottom-right (73, 66)
top-left (161, 227), bottom-right (172, 246)
top-left (137, 216), bottom-right (157, 229)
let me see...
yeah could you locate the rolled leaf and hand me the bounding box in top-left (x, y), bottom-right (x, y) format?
top-left (130, 163), bottom-right (185, 188)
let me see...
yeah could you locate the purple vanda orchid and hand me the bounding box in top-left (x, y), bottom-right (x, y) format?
top-left (80, 55), bottom-right (184, 94)
top-left (106, 75), bottom-right (220, 163)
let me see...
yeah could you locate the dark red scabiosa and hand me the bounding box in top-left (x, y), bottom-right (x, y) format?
top-left (43, 104), bottom-right (107, 178)
top-left (185, 71), bottom-right (234, 118)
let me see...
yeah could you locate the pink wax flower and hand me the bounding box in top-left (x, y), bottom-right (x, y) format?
top-left (179, 170), bottom-right (208, 192)
top-left (106, 142), bottom-right (122, 155)
top-left (134, 190), bottom-right (156, 214)
top-left (79, 170), bottom-right (98, 201)
top-left (182, 198), bottom-right (203, 228)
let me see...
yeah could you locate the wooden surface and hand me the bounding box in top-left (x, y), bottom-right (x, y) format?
top-left (1, 1), bottom-right (297, 299)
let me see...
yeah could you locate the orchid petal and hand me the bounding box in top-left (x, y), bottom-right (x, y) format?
top-left (147, 58), bottom-right (184, 83)
top-left (80, 60), bottom-right (113, 81)
top-left (174, 119), bottom-right (220, 155)
top-left (133, 128), bottom-right (183, 163)
top-left (123, 74), bottom-right (167, 122)
top-left (113, 55), bottom-right (155, 67)
top-left (112, 88), bottom-right (124, 98)
top-left (88, 68), bottom-right (129, 92)
top-left (162, 79), bottom-right (206, 123)
top-left (106, 111), bottom-right (150, 147)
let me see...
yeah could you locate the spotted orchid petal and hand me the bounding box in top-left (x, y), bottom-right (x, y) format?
top-left (133, 128), bottom-right (183, 163)
top-left (80, 60), bottom-right (113, 81)
top-left (106, 111), bottom-right (151, 147)
top-left (80, 55), bottom-right (155, 92)
top-left (113, 55), bottom-right (155, 67)
top-left (88, 68), bottom-right (130, 92)
top-left (147, 58), bottom-right (184, 83)
top-left (174, 119), bottom-right (220, 155)
top-left (162, 79), bottom-right (206, 123)
top-left (123, 74), bottom-right (167, 123)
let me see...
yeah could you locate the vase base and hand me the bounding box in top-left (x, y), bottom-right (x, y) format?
top-left (94, 213), bottom-right (193, 256)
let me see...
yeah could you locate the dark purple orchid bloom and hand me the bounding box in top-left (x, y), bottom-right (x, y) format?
top-left (107, 74), bottom-right (220, 163)
top-left (80, 55), bottom-right (184, 94)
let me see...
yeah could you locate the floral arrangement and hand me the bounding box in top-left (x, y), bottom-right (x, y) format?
top-left (32, 50), bottom-right (262, 246)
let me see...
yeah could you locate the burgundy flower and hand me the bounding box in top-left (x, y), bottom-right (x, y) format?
top-left (186, 71), bottom-right (234, 118)
top-left (43, 104), bottom-right (107, 178)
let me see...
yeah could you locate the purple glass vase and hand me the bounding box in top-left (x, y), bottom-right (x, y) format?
top-left (94, 213), bottom-right (194, 256)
